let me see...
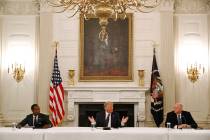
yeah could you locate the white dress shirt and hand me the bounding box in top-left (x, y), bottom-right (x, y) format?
top-left (33, 115), bottom-right (38, 126)
top-left (105, 112), bottom-right (111, 127)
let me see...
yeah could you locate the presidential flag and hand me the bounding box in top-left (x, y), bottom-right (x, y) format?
top-left (150, 48), bottom-right (164, 127)
top-left (49, 48), bottom-right (65, 126)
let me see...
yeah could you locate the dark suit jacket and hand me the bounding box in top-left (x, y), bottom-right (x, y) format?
top-left (165, 111), bottom-right (198, 128)
top-left (95, 111), bottom-right (121, 128)
top-left (18, 113), bottom-right (52, 128)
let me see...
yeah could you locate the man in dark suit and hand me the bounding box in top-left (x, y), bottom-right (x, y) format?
top-left (165, 103), bottom-right (198, 129)
top-left (17, 104), bottom-right (52, 128)
top-left (88, 101), bottom-right (128, 128)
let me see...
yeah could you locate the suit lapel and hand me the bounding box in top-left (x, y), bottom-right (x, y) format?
top-left (103, 112), bottom-right (106, 122)
top-left (102, 111), bottom-right (106, 126)
top-left (111, 113), bottom-right (114, 126)
top-left (30, 114), bottom-right (34, 126)
top-left (173, 112), bottom-right (178, 124)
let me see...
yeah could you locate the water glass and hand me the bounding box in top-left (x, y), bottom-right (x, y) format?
top-left (166, 122), bottom-right (171, 129)
top-left (91, 123), bottom-right (96, 131)
top-left (12, 122), bottom-right (17, 131)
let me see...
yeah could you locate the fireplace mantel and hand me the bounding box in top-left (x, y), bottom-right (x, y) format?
top-left (64, 86), bottom-right (148, 126)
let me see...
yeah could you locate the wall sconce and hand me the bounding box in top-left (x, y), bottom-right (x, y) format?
top-left (8, 63), bottom-right (25, 83)
top-left (68, 69), bottom-right (75, 86)
top-left (138, 70), bottom-right (145, 87)
top-left (187, 63), bottom-right (204, 83)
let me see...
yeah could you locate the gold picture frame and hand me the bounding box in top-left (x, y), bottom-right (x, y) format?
top-left (79, 14), bottom-right (133, 81)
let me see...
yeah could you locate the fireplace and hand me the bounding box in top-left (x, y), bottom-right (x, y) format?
top-left (79, 103), bottom-right (134, 127)
top-left (65, 86), bottom-right (146, 127)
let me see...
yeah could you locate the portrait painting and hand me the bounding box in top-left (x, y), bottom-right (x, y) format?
top-left (79, 14), bottom-right (133, 81)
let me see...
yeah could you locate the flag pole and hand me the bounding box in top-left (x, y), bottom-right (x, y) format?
top-left (152, 42), bottom-right (158, 55)
top-left (53, 41), bottom-right (59, 49)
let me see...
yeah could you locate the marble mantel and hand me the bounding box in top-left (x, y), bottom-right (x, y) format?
top-left (64, 86), bottom-right (148, 127)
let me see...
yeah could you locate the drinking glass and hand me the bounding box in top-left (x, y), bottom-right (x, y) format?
top-left (12, 122), bottom-right (17, 131)
top-left (166, 122), bottom-right (171, 129)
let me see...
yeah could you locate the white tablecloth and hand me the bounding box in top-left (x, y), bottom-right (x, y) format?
top-left (0, 127), bottom-right (44, 140)
top-left (44, 127), bottom-right (168, 140)
top-left (169, 129), bottom-right (210, 140)
top-left (0, 127), bottom-right (210, 140)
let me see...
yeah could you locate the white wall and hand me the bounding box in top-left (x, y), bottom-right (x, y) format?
top-left (175, 14), bottom-right (209, 122)
top-left (0, 17), bottom-right (2, 120)
top-left (37, 12), bottom-right (53, 113)
top-left (0, 16), bottom-right (38, 123)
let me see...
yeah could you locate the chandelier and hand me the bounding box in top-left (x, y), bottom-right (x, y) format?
top-left (187, 63), bottom-right (205, 83)
top-left (48, 0), bottom-right (160, 41)
top-left (8, 63), bottom-right (25, 83)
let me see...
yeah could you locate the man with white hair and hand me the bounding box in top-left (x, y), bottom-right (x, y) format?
top-left (165, 103), bottom-right (198, 129)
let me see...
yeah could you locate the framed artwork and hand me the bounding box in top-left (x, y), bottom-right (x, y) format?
top-left (79, 14), bottom-right (133, 81)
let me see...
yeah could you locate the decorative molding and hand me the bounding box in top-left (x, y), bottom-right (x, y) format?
top-left (0, 1), bottom-right (39, 15)
top-left (0, 0), bottom-right (6, 14)
top-left (0, 113), bottom-right (4, 126)
top-left (0, 113), bottom-right (3, 119)
top-left (207, 1), bottom-right (210, 14)
top-left (174, 0), bottom-right (208, 14)
top-left (38, 0), bottom-right (54, 13)
top-left (1, 0), bottom-right (210, 15)
top-left (207, 113), bottom-right (210, 121)
top-left (160, 0), bottom-right (175, 12)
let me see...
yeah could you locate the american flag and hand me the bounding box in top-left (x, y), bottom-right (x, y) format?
top-left (49, 48), bottom-right (65, 126)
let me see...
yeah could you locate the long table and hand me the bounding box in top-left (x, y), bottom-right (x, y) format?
top-left (169, 128), bottom-right (210, 140)
top-left (45, 127), bottom-right (168, 140)
top-left (0, 127), bottom-right (44, 140)
top-left (0, 127), bottom-right (210, 140)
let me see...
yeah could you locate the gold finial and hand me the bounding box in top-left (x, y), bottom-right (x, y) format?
top-left (138, 70), bottom-right (145, 87)
top-left (53, 41), bottom-right (59, 48)
top-left (68, 69), bottom-right (75, 86)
